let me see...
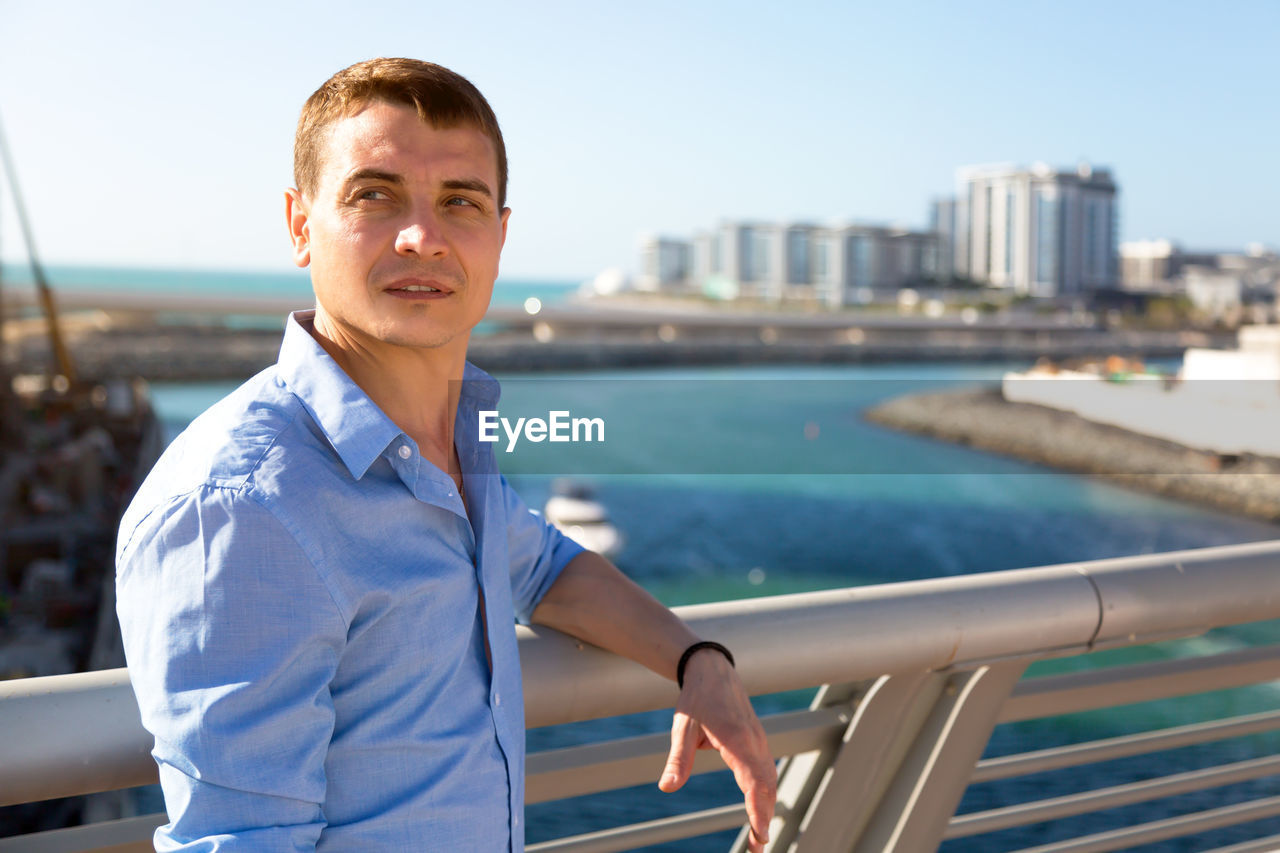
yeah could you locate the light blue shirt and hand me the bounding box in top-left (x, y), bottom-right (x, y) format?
top-left (116, 311), bottom-right (584, 851)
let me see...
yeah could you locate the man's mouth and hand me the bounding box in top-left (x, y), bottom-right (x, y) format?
top-left (386, 278), bottom-right (455, 296)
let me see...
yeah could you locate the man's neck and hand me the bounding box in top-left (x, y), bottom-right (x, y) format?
top-left (307, 311), bottom-right (468, 474)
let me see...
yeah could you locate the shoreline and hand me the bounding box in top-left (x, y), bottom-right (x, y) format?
top-left (9, 318), bottom-right (1212, 382)
top-left (866, 387), bottom-right (1280, 524)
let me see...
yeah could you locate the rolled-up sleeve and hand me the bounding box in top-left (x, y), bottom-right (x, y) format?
top-left (499, 476), bottom-right (585, 623)
top-left (116, 485), bottom-right (347, 851)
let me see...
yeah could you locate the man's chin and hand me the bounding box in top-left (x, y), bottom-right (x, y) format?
top-left (377, 325), bottom-right (471, 353)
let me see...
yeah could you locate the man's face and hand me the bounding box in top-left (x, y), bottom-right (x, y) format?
top-left (286, 100), bottom-right (509, 355)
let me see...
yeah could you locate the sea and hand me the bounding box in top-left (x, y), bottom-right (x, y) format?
top-left (0, 262), bottom-right (580, 310)
top-left (25, 265), bottom-right (1280, 850)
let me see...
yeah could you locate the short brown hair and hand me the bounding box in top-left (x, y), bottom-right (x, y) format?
top-left (293, 57), bottom-right (508, 207)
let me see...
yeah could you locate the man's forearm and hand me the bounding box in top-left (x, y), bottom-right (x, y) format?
top-left (529, 550), bottom-right (702, 680)
top-left (531, 549), bottom-right (777, 851)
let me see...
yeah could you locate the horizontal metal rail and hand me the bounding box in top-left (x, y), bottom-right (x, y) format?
top-left (519, 540), bottom-right (1280, 728)
top-left (526, 804), bottom-right (747, 853)
top-left (527, 707), bottom-right (848, 803)
top-left (1008, 794), bottom-right (1280, 853)
top-left (0, 814), bottom-right (160, 853)
top-left (970, 707), bottom-right (1280, 783)
top-left (1204, 832), bottom-right (1280, 853)
top-left (1000, 644), bottom-right (1280, 722)
top-left (1, 540), bottom-right (1279, 851)
top-left (947, 753), bottom-right (1280, 838)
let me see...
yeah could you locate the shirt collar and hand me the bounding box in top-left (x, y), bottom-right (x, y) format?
top-left (459, 361), bottom-right (501, 411)
top-left (276, 310), bottom-right (500, 481)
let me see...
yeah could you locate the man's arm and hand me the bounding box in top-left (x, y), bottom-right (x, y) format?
top-left (117, 486), bottom-right (345, 850)
top-left (530, 550), bottom-right (777, 852)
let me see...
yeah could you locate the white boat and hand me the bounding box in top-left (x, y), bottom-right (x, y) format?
top-left (542, 481), bottom-right (623, 557)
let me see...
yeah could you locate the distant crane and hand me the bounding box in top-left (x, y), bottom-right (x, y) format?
top-left (0, 109), bottom-right (77, 388)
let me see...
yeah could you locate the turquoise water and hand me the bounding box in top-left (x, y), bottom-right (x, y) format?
top-left (148, 361), bottom-right (1280, 852)
top-left (0, 261), bottom-right (580, 308)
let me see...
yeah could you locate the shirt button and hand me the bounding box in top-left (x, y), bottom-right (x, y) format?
top-left (397, 445), bottom-right (411, 459)
top-left (494, 693), bottom-right (501, 707)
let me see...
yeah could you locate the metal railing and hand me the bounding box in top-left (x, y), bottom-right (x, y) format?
top-left (2, 540), bottom-right (1279, 852)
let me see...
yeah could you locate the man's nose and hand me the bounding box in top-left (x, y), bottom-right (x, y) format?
top-left (395, 209), bottom-right (448, 257)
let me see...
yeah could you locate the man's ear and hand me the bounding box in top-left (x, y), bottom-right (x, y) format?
top-left (285, 188), bottom-right (311, 268)
top-left (499, 206), bottom-right (511, 251)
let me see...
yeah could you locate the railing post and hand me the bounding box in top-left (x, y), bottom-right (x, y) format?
top-left (738, 662), bottom-right (1026, 853)
top-left (795, 670), bottom-right (950, 852)
top-left (851, 661), bottom-right (1027, 852)
top-left (728, 679), bottom-right (878, 853)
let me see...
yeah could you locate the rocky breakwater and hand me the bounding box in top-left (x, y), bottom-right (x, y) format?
top-left (866, 387), bottom-right (1280, 523)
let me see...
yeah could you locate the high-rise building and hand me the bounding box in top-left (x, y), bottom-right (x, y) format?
top-left (640, 219), bottom-right (938, 305)
top-left (929, 198), bottom-right (958, 282)
top-left (936, 163), bottom-right (1119, 298)
top-left (636, 235), bottom-right (692, 291)
top-left (691, 230), bottom-right (717, 286)
top-left (813, 224), bottom-right (939, 306)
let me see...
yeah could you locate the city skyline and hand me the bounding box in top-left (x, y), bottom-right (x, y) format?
top-left (1, 1), bottom-right (1277, 281)
top-left (640, 156), bottom-right (1263, 262)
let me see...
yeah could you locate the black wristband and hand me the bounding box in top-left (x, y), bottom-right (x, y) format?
top-left (677, 641), bottom-right (735, 689)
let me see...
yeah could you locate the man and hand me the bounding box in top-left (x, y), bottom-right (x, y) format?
top-left (116, 57), bottom-right (776, 851)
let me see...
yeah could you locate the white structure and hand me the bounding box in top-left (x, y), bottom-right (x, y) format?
top-left (636, 235), bottom-right (692, 292)
top-left (1181, 323), bottom-right (1280, 380)
top-left (1183, 266), bottom-right (1244, 320)
top-left (929, 197), bottom-right (959, 281)
top-left (812, 224), bottom-right (939, 307)
top-left (1120, 239), bottom-right (1182, 289)
top-left (1117, 241), bottom-right (1280, 322)
top-left (704, 221), bottom-right (785, 300)
top-left (649, 218), bottom-right (937, 305)
top-left (1004, 325), bottom-right (1280, 457)
top-left (937, 162), bottom-right (1119, 298)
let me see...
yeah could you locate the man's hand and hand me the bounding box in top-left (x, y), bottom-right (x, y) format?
top-left (530, 553), bottom-right (778, 849)
top-left (658, 648), bottom-right (777, 853)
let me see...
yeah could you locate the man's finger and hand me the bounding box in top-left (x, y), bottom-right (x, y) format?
top-left (719, 734), bottom-right (776, 850)
top-left (733, 759), bottom-right (775, 850)
top-left (659, 712), bottom-right (699, 792)
top-left (744, 773), bottom-right (775, 851)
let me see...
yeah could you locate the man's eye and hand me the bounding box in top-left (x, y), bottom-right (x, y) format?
top-left (446, 197), bottom-right (477, 208)
top-left (357, 189), bottom-right (389, 201)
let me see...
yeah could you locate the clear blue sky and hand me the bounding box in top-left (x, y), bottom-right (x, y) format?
top-left (1, 0), bottom-right (1276, 281)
